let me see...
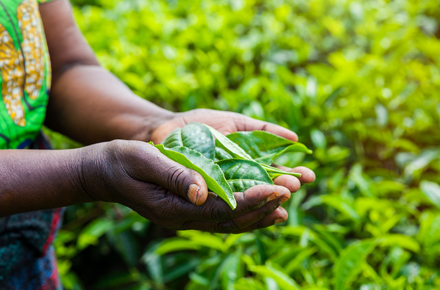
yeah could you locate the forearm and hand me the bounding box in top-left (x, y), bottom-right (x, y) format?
top-left (0, 149), bottom-right (92, 217)
top-left (45, 65), bottom-right (174, 145)
top-left (40, 0), bottom-right (174, 145)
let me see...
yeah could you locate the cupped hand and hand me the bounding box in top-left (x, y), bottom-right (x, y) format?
top-left (80, 140), bottom-right (310, 233)
top-left (82, 109), bottom-right (315, 233)
top-left (151, 108), bottom-right (316, 188)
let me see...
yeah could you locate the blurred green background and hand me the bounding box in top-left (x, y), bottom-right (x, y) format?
top-left (50, 0), bottom-right (440, 289)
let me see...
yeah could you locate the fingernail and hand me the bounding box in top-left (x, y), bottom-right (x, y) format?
top-left (188, 184), bottom-right (200, 204)
top-left (274, 218), bottom-right (284, 224)
top-left (281, 196), bottom-right (289, 203)
top-left (266, 193), bottom-right (278, 202)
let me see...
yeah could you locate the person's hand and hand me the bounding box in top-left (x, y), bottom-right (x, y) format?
top-left (80, 140), bottom-right (300, 233)
top-left (151, 109), bottom-right (300, 144)
top-left (151, 108), bottom-right (316, 191)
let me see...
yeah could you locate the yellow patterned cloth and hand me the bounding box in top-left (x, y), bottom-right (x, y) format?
top-left (0, 0), bottom-right (52, 149)
top-left (0, 3), bottom-right (62, 289)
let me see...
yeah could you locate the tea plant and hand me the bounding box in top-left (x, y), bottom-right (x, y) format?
top-left (50, 0), bottom-right (440, 289)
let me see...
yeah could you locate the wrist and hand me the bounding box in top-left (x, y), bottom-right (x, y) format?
top-left (78, 143), bottom-right (112, 202)
top-left (129, 106), bottom-right (175, 143)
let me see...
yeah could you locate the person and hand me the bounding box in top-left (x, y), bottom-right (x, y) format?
top-left (0, 0), bottom-right (316, 289)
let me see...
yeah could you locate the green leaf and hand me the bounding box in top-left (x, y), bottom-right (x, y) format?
top-left (264, 277), bottom-right (281, 290)
top-left (250, 261), bottom-right (300, 290)
top-left (226, 131), bottom-right (312, 165)
top-left (375, 103), bottom-right (388, 128)
top-left (400, 149), bottom-right (440, 179)
top-left (162, 122), bottom-right (215, 159)
top-left (417, 212), bottom-right (440, 249)
top-left (217, 159), bottom-right (273, 192)
top-left (108, 230), bottom-right (140, 267)
top-left (155, 144), bottom-right (236, 209)
top-left (221, 249), bottom-right (242, 290)
top-left (312, 224), bottom-right (344, 253)
top-left (303, 195), bottom-right (360, 222)
top-left (142, 246), bottom-right (163, 285)
top-left (284, 247), bottom-right (317, 275)
top-left (77, 219), bottom-right (113, 250)
top-left (234, 278), bottom-right (266, 290)
top-left (288, 189), bottom-right (306, 227)
top-left (281, 226), bottom-right (339, 259)
top-left (334, 240), bottom-right (377, 290)
top-left (215, 146), bottom-right (234, 161)
top-left (178, 231), bottom-right (226, 252)
top-left (310, 129), bottom-right (327, 149)
top-left (163, 259), bottom-right (199, 283)
top-left (378, 234), bottom-right (420, 253)
top-left (420, 180), bottom-right (440, 209)
top-left (155, 238), bottom-right (201, 255)
top-left (261, 164), bottom-right (302, 178)
top-left (189, 272), bottom-right (210, 287)
top-left (204, 125), bottom-right (253, 160)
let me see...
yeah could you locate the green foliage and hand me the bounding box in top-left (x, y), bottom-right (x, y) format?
top-left (333, 239), bottom-right (376, 290)
top-left (54, 0), bottom-right (440, 289)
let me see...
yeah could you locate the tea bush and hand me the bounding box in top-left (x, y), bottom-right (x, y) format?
top-left (52, 0), bottom-right (440, 289)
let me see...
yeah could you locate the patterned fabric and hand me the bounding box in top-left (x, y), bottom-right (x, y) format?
top-left (0, 0), bottom-right (52, 149)
top-left (0, 1), bottom-right (62, 289)
top-left (0, 133), bottom-right (64, 290)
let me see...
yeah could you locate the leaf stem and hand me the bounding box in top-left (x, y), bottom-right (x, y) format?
top-left (261, 164), bottom-right (302, 178)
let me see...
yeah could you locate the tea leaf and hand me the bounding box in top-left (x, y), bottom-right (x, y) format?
top-left (226, 131), bottom-right (312, 165)
top-left (217, 159), bottom-right (273, 192)
top-left (162, 122), bottom-right (215, 159)
top-left (155, 144), bottom-right (236, 209)
top-left (420, 180), bottom-right (440, 209)
top-left (204, 125), bottom-right (253, 160)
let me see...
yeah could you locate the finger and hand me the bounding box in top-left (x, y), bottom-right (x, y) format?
top-left (233, 207), bottom-right (288, 233)
top-left (127, 143), bottom-right (209, 205)
top-left (182, 195), bottom-right (287, 233)
top-left (274, 165), bottom-right (316, 184)
top-left (233, 115), bottom-right (298, 142)
top-left (291, 166), bottom-right (316, 183)
top-left (194, 185), bottom-right (291, 222)
top-left (274, 175), bottom-right (301, 192)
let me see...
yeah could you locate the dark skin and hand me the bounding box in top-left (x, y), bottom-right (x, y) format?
top-left (0, 0), bottom-right (315, 233)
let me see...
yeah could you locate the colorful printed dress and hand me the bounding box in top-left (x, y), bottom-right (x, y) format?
top-left (0, 0), bottom-right (63, 289)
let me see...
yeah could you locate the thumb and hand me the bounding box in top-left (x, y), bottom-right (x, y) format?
top-left (162, 163), bottom-right (209, 205)
top-left (138, 145), bottom-right (209, 205)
